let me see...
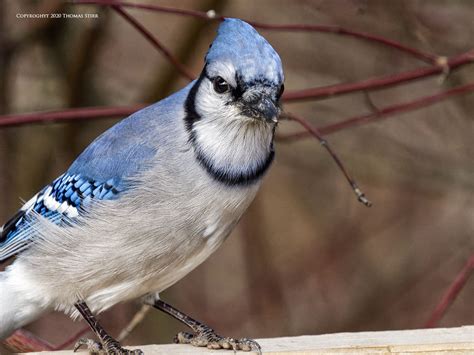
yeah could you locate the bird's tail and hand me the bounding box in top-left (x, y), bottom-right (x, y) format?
top-left (0, 267), bottom-right (47, 340)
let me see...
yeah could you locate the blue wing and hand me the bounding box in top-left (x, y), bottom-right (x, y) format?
top-left (0, 173), bottom-right (121, 261)
top-left (0, 102), bottom-right (163, 262)
top-left (0, 86), bottom-right (190, 262)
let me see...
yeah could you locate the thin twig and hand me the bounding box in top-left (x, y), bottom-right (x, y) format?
top-left (282, 112), bottom-right (372, 207)
top-left (111, 6), bottom-right (194, 81)
top-left (424, 253), bottom-right (474, 328)
top-left (278, 82), bottom-right (474, 142)
top-left (117, 304), bottom-right (151, 342)
top-left (0, 105), bottom-right (146, 128)
top-left (282, 50), bottom-right (474, 102)
top-left (74, 0), bottom-right (439, 64)
top-left (248, 22), bottom-right (439, 65)
top-left (74, 0), bottom-right (216, 20)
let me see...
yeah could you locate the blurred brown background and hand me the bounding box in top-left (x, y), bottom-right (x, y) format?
top-left (0, 0), bottom-right (473, 350)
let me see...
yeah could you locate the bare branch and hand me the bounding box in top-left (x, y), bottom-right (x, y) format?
top-left (0, 105), bottom-right (146, 128)
top-left (74, 0), bottom-right (217, 20)
top-left (74, 1), bottom-right (474, 103)
top-left (424, 254), bottom-right (474, 328)
top-left (2, 329), bottom-right (54, 352)
top-left (3, 82), bottom-right (474, 131)
top-left (278, 82), bottom-right (474, 141)
top-left (282, 112), bottom-right (371, 207)
top-left (74, 0), bottom-right (439, 64)
top-left (247, 22), bottom-right (439, 65)
top-left (117, 305), bottom-right (151, 342)
top-left (282, 50), bottom-right (474, 102)
top-left (110, 6), bottom-right (194, 81)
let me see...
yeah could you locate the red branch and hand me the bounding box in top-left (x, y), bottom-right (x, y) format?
top-left (248, 22), bottom-right (439, 65)
top-left (284, 112), bottom-right (371, 207)
top-left (3, 329), bottom-right (54, 352)
top-left (2, 83), bottom-right (474, 132)
top-left (111, 6), bottom-right (194, 81)
top-left (74, 0), bottom-right (438, 64)
top-left (278, 82), bottom-right (474, 141)
top-left (0, 105), bottom-right (146, 128)
top-left (73, 1), bottom-right (474, 103)
top-left (74, 0), bottom-right (216, 20)
top-left (3, 82), bottom-right (474, 130)
top-left (424, 253), bottom-right (474, 328)
top-left (283, 50), bottom-right (474, 102)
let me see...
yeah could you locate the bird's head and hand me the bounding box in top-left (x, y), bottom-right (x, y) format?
top-left (185, 18), bottom-right (284, 186)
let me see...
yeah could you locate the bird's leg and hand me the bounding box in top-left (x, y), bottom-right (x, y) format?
top-left (73, 301), bottom-right (143, 355)
top-left (146, 298), bottom-right (261, 353)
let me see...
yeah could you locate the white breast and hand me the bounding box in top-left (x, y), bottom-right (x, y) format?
top-left (13, 134), bottom-right (263, 316)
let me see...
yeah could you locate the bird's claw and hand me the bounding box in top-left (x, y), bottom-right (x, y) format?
top-left (73, 337), bottom-right (143, 355)
top-left (174, 330), bottom-right (261, 353)
top-left (74, 338), bottom-right (103, 354)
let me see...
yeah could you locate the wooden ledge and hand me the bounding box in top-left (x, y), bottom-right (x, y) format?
top-left (25, 325), bottom-right (474, 354)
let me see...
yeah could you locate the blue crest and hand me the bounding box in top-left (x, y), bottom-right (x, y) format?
top-left (206, 18), bottom-right (283, 85)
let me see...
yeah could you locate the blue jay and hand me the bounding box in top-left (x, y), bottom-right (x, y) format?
top-left (0, 18), bottom-right (284, 354)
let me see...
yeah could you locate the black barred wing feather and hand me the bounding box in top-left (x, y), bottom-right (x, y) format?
top-left (0, 173), bottom-right (121, 261)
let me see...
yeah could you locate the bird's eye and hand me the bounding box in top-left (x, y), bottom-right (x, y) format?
top-left (277, 84), bottom-right (285, 100)
top-left (213, 76), bottom-right (229, 94)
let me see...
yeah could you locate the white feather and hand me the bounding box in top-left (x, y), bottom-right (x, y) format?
top-left (21, 194), bottom-right (38, 212)
top-left (43, 192), bottom-right (61, 211)
top-left (193, 78), bottom-right (274, 177)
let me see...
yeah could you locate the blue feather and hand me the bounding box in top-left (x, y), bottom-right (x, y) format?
top-left (206, 18), bottom-right (284, 85)
top-left (0, 79), bottom-right (193, 261)
top-left (0, 173), bottom-right (121, 260)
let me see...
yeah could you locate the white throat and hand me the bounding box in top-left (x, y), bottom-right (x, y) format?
top-left (193, 115), bottom-right (274, 172)
top-left (186, 78), bottom-right (276, 185)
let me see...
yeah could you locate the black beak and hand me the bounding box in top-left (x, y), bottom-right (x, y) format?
top-left (242, 94), bottom-right (279, 123)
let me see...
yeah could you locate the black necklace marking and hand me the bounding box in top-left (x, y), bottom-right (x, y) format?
top-left (184, 71), bottom-right (206, 131)
top-left (194, 146), bottom-right (275, 187)
top-left (184, 70), bottom-right (275, 186)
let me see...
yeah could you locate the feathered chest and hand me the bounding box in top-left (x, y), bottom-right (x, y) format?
top-left (143, 164), bottom-right (259, 243)
top-left (108, 163), bottom-right (261, 296)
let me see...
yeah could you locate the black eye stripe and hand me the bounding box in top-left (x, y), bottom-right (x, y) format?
top-left (231, 85), bottom-right (244, 100)
top-left (204, 71), bottom-right (283, 101)
top-left (277, 84), bottom-right (285, 100)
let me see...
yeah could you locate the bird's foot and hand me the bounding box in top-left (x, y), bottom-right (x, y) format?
top-left (174, 327), bottom-right (261, 353)
top-left (73, 337), bottom-right (143, 355)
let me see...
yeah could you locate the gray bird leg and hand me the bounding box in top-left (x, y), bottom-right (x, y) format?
top-left (146, 298), bottom-right (261, 353)
top-left (74, 301), bottom-right (143, 355)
